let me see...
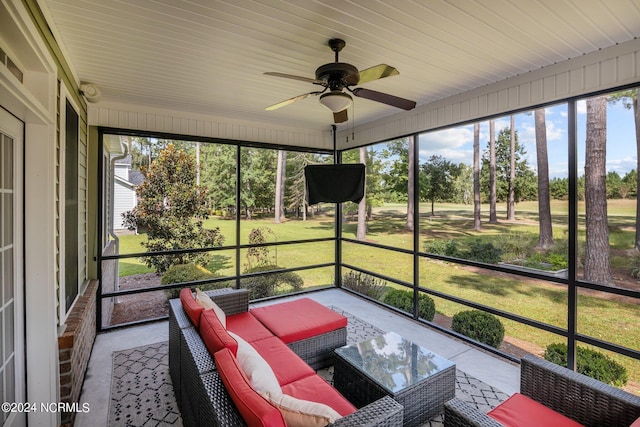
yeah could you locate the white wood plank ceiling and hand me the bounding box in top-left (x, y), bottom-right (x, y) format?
top-left (41, 0), bottom-right (640, 132)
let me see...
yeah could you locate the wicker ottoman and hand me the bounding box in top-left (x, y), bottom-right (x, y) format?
top-left (334, 331), bottom-right (456, 427)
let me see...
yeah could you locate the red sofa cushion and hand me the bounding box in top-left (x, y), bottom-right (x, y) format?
top-left (250, 298), bottom-right (347, 344)
top-left (227, 312), bottom-right (275, 343)
top-left (487, 393), bottom-right (584, 427)
top-left (281, 374), bottom-right (356, 417)
top-left (179, 288), bottom-right (203, 328)
top-left (214, 348), bottom-right (286, 427)
top-left (200, 310), bottom-right (238, 356)
top-left (250, 336), bottom-right (316, 386)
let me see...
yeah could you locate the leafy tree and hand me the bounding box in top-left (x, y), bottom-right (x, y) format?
top-left (122, 143), bottom-right (225, 273)
top-left (623, 169), bottom-right (637, 199)
top-left (549, 177), bottom-right (568, 200)
top-left (200, 144), bottom-right (237, 213)
top-left (240, 147), bottom-right (276, 219)
top-left (584, 96), bottom-right (613, 285)
top-left (452, 163), bottom-right (473, 204)
top-left (420, 155), bottom-right (457, 216)
top-left (606, 171), bottom-right (623, 199)
top-left (381, 137), bottom-right (414, 230)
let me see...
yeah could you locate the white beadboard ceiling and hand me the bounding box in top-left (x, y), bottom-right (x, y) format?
top-left (41, 0), bottom-right (640, 133)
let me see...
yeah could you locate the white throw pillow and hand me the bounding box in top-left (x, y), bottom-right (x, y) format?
top-left (227, 331), bottom-right (282, 395)
top-left (261, 391), bottom-right (342, 427)
top-left (195, 288), bottom-right (226, 327)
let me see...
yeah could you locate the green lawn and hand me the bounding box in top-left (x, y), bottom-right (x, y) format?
top-left (114, 199), bottom-right (639, 390)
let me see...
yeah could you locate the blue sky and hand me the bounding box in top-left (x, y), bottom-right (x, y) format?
top-left (418, 97), bottom-right (638, 179)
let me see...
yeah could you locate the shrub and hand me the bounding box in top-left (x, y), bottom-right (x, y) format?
top-left (544, 343), bottom-right (628, 386)
top-left (424, 239), bottom-right (460, 257)
top-left (465, 240), bottom-right (502, 264)
top-left (451, 310), bottom-right (505, 348)
top-left (498, 232), bottom-right (534, 261)
top-left (629, 250), bottom-right (640, 279)
top-left (342, 271), bottom-right (386, 300)
top-left (241, 265), bottom-right (303, 299)
top-left (383, 288), bottom-right (435, 321)
top-left (161, 264), bottom-right (227, 299)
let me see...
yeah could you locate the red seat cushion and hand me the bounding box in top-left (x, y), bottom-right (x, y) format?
top-left (200, 310), bottom-right (238, 356)
top-left (281, 374), bottom-right (356, 417)
top-left (227, 312), bottom-right (275, 343)
top-left (179, 288), bottom-right (203, 328)
top-left (214, 348), bottom-right (286, 427)
top-left (250, 336), bottom-right (316, 386)
top-left (487, 393), bottom-right (584, 427)
top-left (250, 298), bottom-right (347, 344)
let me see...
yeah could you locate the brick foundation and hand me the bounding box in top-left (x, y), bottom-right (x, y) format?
top-left (58, 280), bottom-right (97, 427)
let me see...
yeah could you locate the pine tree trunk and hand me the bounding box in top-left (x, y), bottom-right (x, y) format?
top-left (584, 96), bottom-right (613, 284)
top-left (633, 94), bottom-right (640, 250)
top-left (535, 109), bottom-right (554, 249)
top-left (357, 147), bottom-right (367, 241)
top-left (507, 115), bottom-right (516, 220)
top-left (274, 150), bottom-right (286, 223)
top-left (406, 136), bottom-right (415, 231)
top-left (473, 123), bottom-right (481, 230)
top-left (489, 120), bottom-right (498, 223)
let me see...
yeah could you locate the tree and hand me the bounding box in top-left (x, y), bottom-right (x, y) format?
top-left (606, 171), bottom-right (623, 199)
top-left (608, 88), bottom-right (640, 249)
top-left (507, 115), bottom-right (516, 220)
top-left (420, 155), bottom-right (456, 216)
top-left (274, 150), bottom-right (286, 223)
top-left (584, 96), bottom-right (613, 285)
top-left (201, 144), bottom-right (237, 213)
top-left (535, 108), bottom-right (554, 249)
top-left (489, 120), bottom-right (498, 223)
top-left (357, 146), bottom-right (367, 241)
top-left (406, 136), bottom-right (415, 231)
top-left (381, 137), bottom-right (414, 230)
top-left (473, 122), bottom-right (481, 231)
top-left (122, 143), bottom-right (225, 273)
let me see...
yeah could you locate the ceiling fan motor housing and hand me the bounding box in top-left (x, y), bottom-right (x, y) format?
top-left (315, 62), bottom-right (358, 90)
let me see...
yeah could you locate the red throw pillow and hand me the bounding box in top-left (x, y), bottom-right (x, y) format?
top-left (179, 288), bottom-right (203, 328)
top-left (488, 393), bottom-right (584, 427)
top-left (214, 348), bottom-right (285, 427)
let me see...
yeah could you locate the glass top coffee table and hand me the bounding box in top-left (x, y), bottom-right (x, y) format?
top-left (334, 331), bottom-right (456, 427)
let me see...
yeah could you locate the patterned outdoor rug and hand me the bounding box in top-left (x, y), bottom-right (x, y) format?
top-left (109, 342), bottom-right (182, 426)
top-left (108, 308), bottom-right (508, 427)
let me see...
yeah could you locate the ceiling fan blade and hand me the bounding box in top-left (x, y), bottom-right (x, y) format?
top-left (352, 88), bottom-right (416, 110)
top-left (345, 64), bottom-right (399, 85)
top-left (333, 110), bottom-right (348, 123)
top-left (264, 72), bottom-right (324, 85)
top-left (265, 92), bottom-right (320, 111)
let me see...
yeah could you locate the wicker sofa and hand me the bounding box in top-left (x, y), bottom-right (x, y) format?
top-left (444, 354), bottom-right (640, 427)
top-left (168, 287), bottom-right (403, 427)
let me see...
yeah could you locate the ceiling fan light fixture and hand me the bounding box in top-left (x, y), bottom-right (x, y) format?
top-left (319, 91), bottom-right (352, 113)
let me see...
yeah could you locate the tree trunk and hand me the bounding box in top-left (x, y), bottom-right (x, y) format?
top-left (584, 96), bottom-right (613, 285)
top-left (473, 123), bottom-right (481, 231)
top-left (489, 120), bottom-right (498, 223)
top-left (507, 115), bottom-right (516, 220)
top-left (535, 108), bottom-right (554, 249)
top-left (634, 93), bottom-right (640, 250)
top-left (274, 150), bottom-right (286, 223)
top-left (356, 147), bottom-right (367, 241)
top-left (406, 136), bottom-right (415, 231)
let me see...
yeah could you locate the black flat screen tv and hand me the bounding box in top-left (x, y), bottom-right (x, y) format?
top-left (304, 164), bottom-right (365, 204)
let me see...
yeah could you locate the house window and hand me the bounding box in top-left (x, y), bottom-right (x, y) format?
top-left (63, 99), bottom-right (79, 312)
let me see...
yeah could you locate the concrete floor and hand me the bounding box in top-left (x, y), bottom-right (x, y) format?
top-left (76, 288), bottom-right (520, 427)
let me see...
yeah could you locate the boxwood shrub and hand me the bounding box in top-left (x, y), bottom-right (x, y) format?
top-left (451, 310), bottom-right (505, 348)
top-left (161, 264), bottom-right (228, 299)
top-left (544, 343), bottom-right (628, 386)
top-left (383, 288), bottom-right (435, 321)
top-left (241, 265), bottom-right (303, 299)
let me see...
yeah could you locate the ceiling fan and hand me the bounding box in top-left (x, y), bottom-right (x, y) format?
top-left (264, 38), bottom-right (416, 123)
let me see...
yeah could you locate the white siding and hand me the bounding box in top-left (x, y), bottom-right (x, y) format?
top-left (113, 177), bottom-right (135, 230)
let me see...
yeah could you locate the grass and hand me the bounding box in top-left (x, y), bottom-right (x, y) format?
top-left (114, 199), bottom-right (640, 389)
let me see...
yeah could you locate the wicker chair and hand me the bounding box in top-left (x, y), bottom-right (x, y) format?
top-left (444, 354), bottom-right (640, 427)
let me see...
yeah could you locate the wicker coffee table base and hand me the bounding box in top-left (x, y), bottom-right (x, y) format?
top-left (334, 351), bottom-right (456, 427)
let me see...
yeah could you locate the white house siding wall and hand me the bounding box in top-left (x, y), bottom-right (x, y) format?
top-left (113, 176), bottom-right (135, 230)
top-left (337, 38), bottom-right (640, 148)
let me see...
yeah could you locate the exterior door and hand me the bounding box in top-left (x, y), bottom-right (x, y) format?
top-left (0, 107), bottom-right (25, 427)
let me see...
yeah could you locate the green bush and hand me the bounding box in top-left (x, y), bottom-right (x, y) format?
top-left (629, 250), bottom-right (640, 279)
top-left (466, 240), bottom-right (502, 264)
top-left (383, 288), bottom-right (435, 321)
top-left (498, 232), bottom-right (534, 261)
top-left (451, 310), bottom-right (505, 348)
top-left (424, 239), bottom-right (460, 257)
top-left (241, 265), bottom-right (303, 299)
top-left (161, 264), bottom-right (227, 299)
top-left (544, 343), bottom-right (628, 386)
top-left (342, 271), bottom-right (386, 300)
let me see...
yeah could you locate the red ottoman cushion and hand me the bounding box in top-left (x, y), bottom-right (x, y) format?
top-left (488, 393), bottom-right (584, 427)
top-left (179, 288), bottom-right (203, 328)
top-left (250, 298), bottom-right (347, 344)
top-left (281, 374), bottom-right (356, 417)
top-left (227, 312), bottom-right (275, 343)
top-left (250, 336), bottom-right (316, 386)
top-left (214, 348), bottom-right (285, 427)
top-left (200, 309), bottom-right (238, 356)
